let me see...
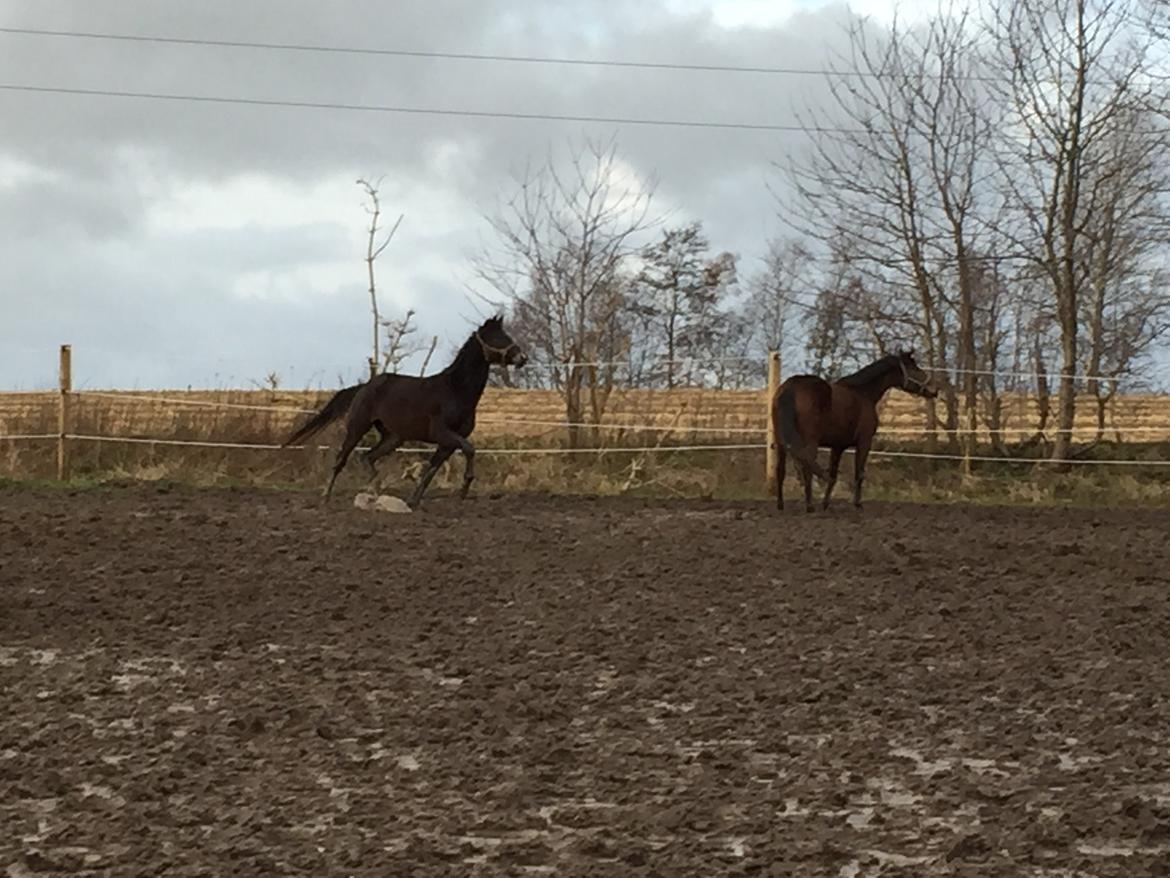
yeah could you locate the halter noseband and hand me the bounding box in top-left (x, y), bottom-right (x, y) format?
top-left (898, 357), bottom-right (932, 395)
top-left (475, 330), bottom-right (518, 363)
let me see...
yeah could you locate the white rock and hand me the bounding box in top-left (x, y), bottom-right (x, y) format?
top-left (353, 492), bottom-right (377, 510)
top-left (372, 495), bottom-right (412, 514)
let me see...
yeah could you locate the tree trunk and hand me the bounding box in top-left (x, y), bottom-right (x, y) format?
top-left (1051, 309), bottom-right (1078, 465)
top-left (921, 330), bottom-right (942, 455)
top-left (923, 396), bottom-right (940, 454)
top-left (941, 383), bottom-right (960, 450)
top-left (988, 398), bottom-right (1004, 453)
top-left (1031, 337), bottom-right (1051, 445)
top-left (1050, 3), bottom-right (1087, 464)
top-left (586, 364), bottom-right (615, 448)
top-left (957, 258), bottom-right (978, 474)
top-left (984, 378), bottom-right (1005, 454)
top-left (565, 365), bottom-right (584, 450)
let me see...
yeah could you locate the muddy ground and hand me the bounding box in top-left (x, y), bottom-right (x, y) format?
top-left (2, 484), bottom-right (1170, 876)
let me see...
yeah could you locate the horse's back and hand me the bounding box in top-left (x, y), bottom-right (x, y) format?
top-left (775, 375), bottom-right (833, 410)
top-left (358, 372), bottom-right (444, 439)
top-left (361, 372), bottom-right (430, 406)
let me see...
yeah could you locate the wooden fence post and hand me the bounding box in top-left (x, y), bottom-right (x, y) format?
top-left (765, 350), bottom-right (780, 494)
top-left (58, 344), bottom-right (72, 482)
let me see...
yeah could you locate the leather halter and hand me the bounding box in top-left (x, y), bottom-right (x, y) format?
top-left (893, 358), bottom-right (931, 398)
top-left (475, 331), bottom-right (519, 363)
top-left (898, 357), bottom-right (932, 395)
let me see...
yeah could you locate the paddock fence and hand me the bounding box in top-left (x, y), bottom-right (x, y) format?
top-left (2, 346), bottom-right (1170, 489)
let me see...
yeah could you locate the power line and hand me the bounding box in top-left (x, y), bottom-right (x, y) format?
top-left (4, 25), bottom-right (1167, 99)
top-left (0, 82), bottom-right (850, 133)
top-left (4, 81), bottom-right (1166, 141)
top-left (0, 25), bottom-right (979, 80)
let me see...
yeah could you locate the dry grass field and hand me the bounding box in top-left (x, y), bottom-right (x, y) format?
top-left (2, 387), bottom-right (1169, 505)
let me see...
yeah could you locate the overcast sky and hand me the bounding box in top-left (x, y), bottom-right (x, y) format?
top-left (1, 0), bottom-right (941, 390)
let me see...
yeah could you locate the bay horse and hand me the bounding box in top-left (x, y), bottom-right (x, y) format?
top-left (283, 315), bottom-right (527, 507)
top-left (772, 350), bottom-right (937, 512)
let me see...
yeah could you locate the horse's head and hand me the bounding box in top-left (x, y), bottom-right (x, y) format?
top-left (896, 350), bottom-right (937, 398)
top-left (475, 315), bottom-right (528, 368)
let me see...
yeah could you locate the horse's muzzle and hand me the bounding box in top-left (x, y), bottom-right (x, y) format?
top-left (511, 351), bottom-right (529, 368)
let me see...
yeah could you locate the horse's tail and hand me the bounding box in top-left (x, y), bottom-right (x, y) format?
top-left (283, 384), bottom-right (363, 447)
top-left (775, 388), bottom-right (828, 482)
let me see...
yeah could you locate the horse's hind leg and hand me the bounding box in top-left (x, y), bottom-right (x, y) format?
top-left (357, 425), bottom-right (386, 479)
top-left (775, 444), bottom-right (787, 511)
top-left (324, 418), bottom-right (368, 499)
top-left (361, 430), bottom-right (402, 487)
top-left (822, 448), bottom-right (843, 511)
top-left (800, 462), bottom-right (815, 514)
top-left (853, 437), bottom-right (872, 510)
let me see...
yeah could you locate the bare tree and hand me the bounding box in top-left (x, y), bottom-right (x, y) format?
top-left (914, 7), bottom-right (1001, 469)
top-left (1075, 106), bottom-right (1170, 438)
top-left (967, 258), bottom-right (1007, 450)
top-left (631, 222), bottom-right (738, 388)
top-left (803, 249), bottom-right (886, 376)
top-left (984, 0), bottom-right (1164, 462)
top-left (357, 178), bottom-right (404, 378)
top-left (743, 237), bottom-right (814, 369)
top-left (788, 7), bottom-right (999, 454)
top-left (417, 335), bottom-right (439, 377)
top-left (709, 312), bottom-right (760, 389)
top-left (378, 307), bottom-right (438, 376)
top-left (475, 139), bottom-right (657, 446)
top-left (1007, 270), bottom-right (1062, 447)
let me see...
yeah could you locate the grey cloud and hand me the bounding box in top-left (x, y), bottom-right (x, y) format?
top-left (0, 0), bottom-right (866, 387)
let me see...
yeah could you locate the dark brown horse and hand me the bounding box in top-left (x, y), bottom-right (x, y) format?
top-left (772, 350), bottom-right (936, 512)
top-left (284, 316), bottom-right (527, 507)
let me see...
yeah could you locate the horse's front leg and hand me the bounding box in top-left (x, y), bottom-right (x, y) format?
top-left (453, 422), bottom-right (477, 500)
top-left (407, 445), bottom-right (455, 509)
top-left (853, 438), bottom-right (872, 510)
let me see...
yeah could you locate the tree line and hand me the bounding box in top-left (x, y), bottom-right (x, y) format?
top-left (466, 0), bottom-right (1170, 455)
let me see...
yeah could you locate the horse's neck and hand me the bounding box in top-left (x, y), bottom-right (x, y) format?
top-left (853, 368), bottom-right (900, 403)
top-left (446, 342), bottom-right (491, 401)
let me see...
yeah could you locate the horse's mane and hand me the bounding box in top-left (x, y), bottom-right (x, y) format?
top-left (839, 354), bottom-right (899, 387)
